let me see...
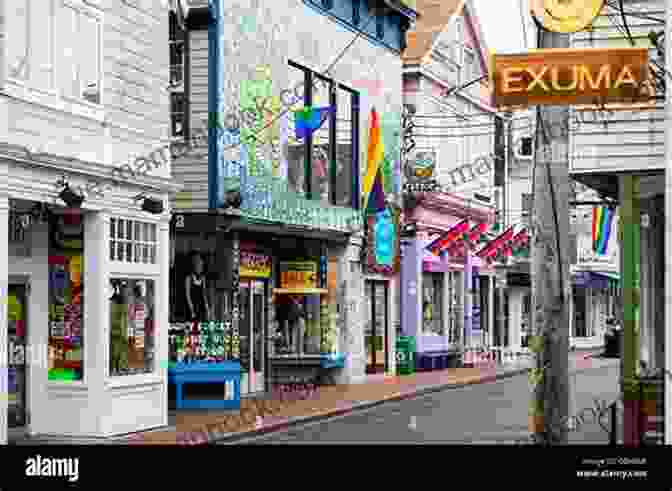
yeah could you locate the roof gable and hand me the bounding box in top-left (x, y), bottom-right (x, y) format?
top-left (403, 0), bottom-right (490, 78)
top-left (402, 0), bottom-right (465, 63)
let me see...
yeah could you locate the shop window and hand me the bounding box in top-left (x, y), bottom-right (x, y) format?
top-left (447, 272), bottom-right (460, 344)
top-left (422, 273), bottom-right (444, 335)
top-left (287, 60), bottom-right (359, 208)
top-left (9, 210), bottom-right (31, 257)
top-left (109, 218), bottom-right (158, 264)
top-left (274, 296), bottom-right (322, 355)
top-left (109, 279), bottom-right (156, 376)
top-left (572, 286), bottom-right (587, 337)
top-left (60, 2), bottom-right (102, 104)
top-left (48, 211), bottom-right (84, 382)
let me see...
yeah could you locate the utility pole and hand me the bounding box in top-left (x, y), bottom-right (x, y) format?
top-left (493, 116), bottom-right (507, 352)
top-left (528, 25), bottom-right (572, 445)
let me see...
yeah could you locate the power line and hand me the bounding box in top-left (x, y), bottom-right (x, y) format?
top-left (215, 13), bottom-right (378, 152)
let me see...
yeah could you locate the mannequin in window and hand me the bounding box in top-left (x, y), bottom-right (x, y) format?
top-left (423, 291), bottom-right (433, 334)
top-left (185, 252), bottom-right (211, 322)
top-left (276, 297), bottom-right (305, 354)
top-left (110, 280), bottom-right (129, 374)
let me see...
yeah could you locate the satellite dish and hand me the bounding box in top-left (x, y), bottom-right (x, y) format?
top-left (530, 0), bottom-right (604, 33)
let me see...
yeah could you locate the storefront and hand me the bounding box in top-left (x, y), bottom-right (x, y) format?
top-left (0, 148), bottom-right (177, 444)
top-left (361, 206), bottom-right (400, 376)
top-left (401, 193), bottom-right (496, 368)
top-left (169, 215), bottom-right (354, 396)
top-left (570, 271), bottom-right (619, 349)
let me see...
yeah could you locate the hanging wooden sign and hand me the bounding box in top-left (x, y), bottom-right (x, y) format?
top-left (492, 48), bottom-right (651, 108)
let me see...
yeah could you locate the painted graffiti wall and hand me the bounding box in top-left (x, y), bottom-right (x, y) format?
top-left (172, 0), bottom-right (403, 214)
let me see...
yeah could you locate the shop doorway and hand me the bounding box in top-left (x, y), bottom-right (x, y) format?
top-left (8, 282), bottom-right (29, 428)
top-left (239, 279), bottom-right (266, 394)
top-left (364, 280), bottom-right (389, 374)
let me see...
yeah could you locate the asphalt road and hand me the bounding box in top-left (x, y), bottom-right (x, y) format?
top-left (231, 360), bottom-right (620, 444)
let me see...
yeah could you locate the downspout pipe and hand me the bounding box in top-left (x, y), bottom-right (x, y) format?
top-left (208, 0), bottom-right (226, 210)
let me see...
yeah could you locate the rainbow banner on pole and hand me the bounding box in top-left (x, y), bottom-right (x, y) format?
top-left (362, 108), bottom-right (386, 214)
top-left (592, 206), bottom-right (615, 255)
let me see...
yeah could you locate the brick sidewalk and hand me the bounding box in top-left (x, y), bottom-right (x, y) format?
top-left (123, 354), bottom-right (547, 445)
top-left (16, 350), bottom-right (607, 445)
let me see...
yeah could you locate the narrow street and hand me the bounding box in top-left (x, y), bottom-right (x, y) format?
top-left (231, 360), bottom-right (619, 444)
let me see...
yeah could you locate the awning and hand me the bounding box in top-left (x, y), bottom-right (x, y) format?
top-left (273, 288), bottom-right (328, 295)
top-left (594, 271), bottom-right (620, 282)
top-left (573, 271), bottom-right (619, 288)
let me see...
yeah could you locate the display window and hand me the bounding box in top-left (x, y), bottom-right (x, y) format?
top-left (109, 279), bottom-right (156, 376)
top-left (422, 272), bottom-right (443, 335)
top-left (48, 210), bottom-right (84, 381)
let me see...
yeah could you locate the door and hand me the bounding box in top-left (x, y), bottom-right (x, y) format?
top-left (8, 284), bottom-right (28, 428)
top-left (251, 280), bottom-right (265, 393)
top-left (365, 280), bottom-right (389, 374)
top-left (238, 279), bottom-right (266, 394)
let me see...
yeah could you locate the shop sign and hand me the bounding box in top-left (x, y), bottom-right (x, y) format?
top-left (364, 207), bottom-right (401, 275)
top-left (240, 252), bottom-right (271, 278)
top-left (232, 174), bottom-right (362, 233)
top-left (280, 262), bottom-right (317, 289)
top-left (492, 48), bottom-right (651, 108)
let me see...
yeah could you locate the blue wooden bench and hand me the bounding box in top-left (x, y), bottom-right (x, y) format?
top-left (168, 360), bottom-right (241, 410)
top-left (416, 351), bottom-right (460, 371)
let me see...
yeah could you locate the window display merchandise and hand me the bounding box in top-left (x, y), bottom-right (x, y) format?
top-left (168, 321), bottom-right (240, 363)
top-left (109, 279), bottom-right (155, 376)
top-left (48, 210), bottom-right (84, 381)
top-left (168, 320), bottom-right (242, 410)
top-left (185, 252), bottom-right (211, 322)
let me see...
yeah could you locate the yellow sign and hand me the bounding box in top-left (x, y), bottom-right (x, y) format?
top-left (491, 48), bottom-right (650, 108)
top-left (280, 262), bottom-right (317, 289)
top-left (530, 0), bottom-right (604, 34)
top-left (8, 295), bottom-right (22, 322)
top-left (239, 252), bottom-right (271, 278)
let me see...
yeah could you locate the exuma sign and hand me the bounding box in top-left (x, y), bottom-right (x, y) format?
top-left (491, 48), bottom-right (651, 107)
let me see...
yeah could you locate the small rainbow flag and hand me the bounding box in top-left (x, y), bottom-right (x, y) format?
top-left (592, 206), bottom-right (615, 255)
top-left (294, 106), bottom-right (334, 139)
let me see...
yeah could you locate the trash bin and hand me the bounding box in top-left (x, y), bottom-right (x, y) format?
top-left (396, 336), bottom-right (415, 376)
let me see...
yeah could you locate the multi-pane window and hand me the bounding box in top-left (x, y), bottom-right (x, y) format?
top-left (422, 273), bottom-right (444, 335)
top-left (286, 61), bottom-right (359, 208)
top-left (109, 218), bottom-right (158, 264)
top-left (7, 0), bottom-right (56, 89)
top-left (464, 48), bottom-right (477, 82)
top-left (109, 278), bottom-right (156, 376)
top-left (60, 2), bottom-right (102, 104)
top-left (171, 92), bottom-right (186, 138)
top-left (170, 11), bottom-right (186, 138)
top-left (169, 12), bottom-right (185, 87)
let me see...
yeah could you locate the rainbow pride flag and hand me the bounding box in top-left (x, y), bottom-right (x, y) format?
top-left (592, 206), bottom-right (615, 255)
top-left (362, 108), bottom-right (386, 214)
top-left (294, 106), bottom-right (334, 139)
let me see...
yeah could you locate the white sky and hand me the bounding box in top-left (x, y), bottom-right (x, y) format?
top-left (472, 0), bottom-right (534, 53)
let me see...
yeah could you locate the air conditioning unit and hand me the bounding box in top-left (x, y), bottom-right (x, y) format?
top-left (515, 136), bottom-right (533, 161)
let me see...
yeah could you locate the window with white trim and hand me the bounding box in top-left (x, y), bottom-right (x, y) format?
top-left (7, 0), bottom-right (56, 89)
top-left (60, 1), bottom-right (102, 104)
top-left (109, 218), bottom-right (158, 264)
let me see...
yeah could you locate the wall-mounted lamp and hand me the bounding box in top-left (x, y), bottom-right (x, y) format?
top-left (222, 189), bottom-right (242, 209)
top-left (58, 183), bottom-right (84, 208)
top-left (400, 222), bottom-right (417, 238)
top-left (135, 194), bottom-right (164, 214)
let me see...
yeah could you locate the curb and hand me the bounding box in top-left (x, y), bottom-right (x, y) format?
top-left (210, 365), bottom-right (532, 445)
top-left (115, 355), bottom-right (617, 446)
